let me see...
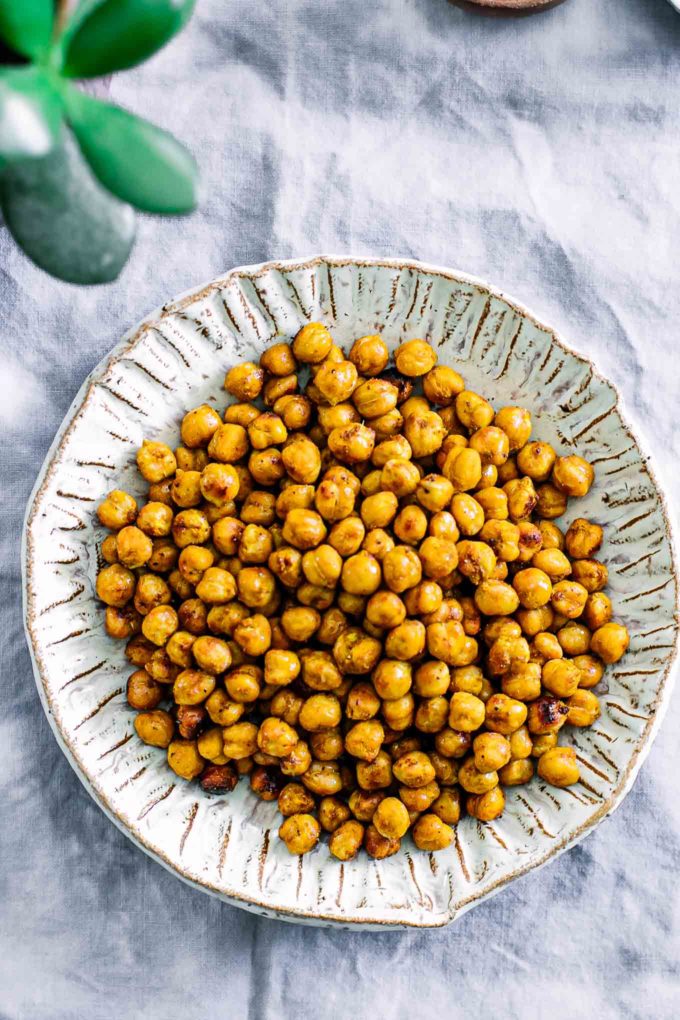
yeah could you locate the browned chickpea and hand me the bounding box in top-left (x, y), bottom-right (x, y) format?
top-left (132, 709), bottom-right (175, 756)
top-left (327, 423), bottom-right (376, 465)
top-left (310, 728), bottom-right (344, 761)
top-left (565, 517), bottom-right (603, 559)
top-left (175, 704), bottom-right (209, 740)
top-left (250, 765), bottom-right (284, 800)
top-left (362, 528), bottom-right (395, 562)
top-left (552, 455), bottom-right (594, 498)
top-left (392, 750), bottom-right (435, 788)
top-left (279, 813), bottom-right (320, 855)
top-left (254, 716), bottom-right (297, 758)
top-left (456, 540), bottom-right (496, 586)
top-left (177, 544), bottom-right (213, 585)
top-left (394, 338), bottom-right (436, 377)
top-left (97, 489), bottom-right (138, 531)
top-left (480, 519), bottom-right (520, 562)
top-left (351, 378), bottom-right (398, 420)
top-left (399, 780), bottom-right (440, 813)
top-left (329, 820), bottom-right (365, 860)
top-left (179, 405), bottom-right (222, 449)
top-left (590, 622), bottom-right (630, 664)
top-left (339, 551), bottom-right (380, 596)
top-left (96, 563), bottom-right (136, 607)
top-left (583, 592), bottom-right (612, 631)
top-left (412, 813), bottom-right (454, 850)
top-left (512, 567), bottom-right (552, 610)
top-left (566, 688), bottom-right (601, 726)
top-left (333, 627), bottom-right (382, 675)
top-left (414, 696), bottom-right (448, 733)
top-left (223, 402), bottom-right (260, 428)
top-left (105, 604), bottom-right (141, 641)
top-left (556, 622), bottom-right (590, 657)
top-left (404, 581), bottom-right (443, 618)
top-left (278, 782), bottom-right (316, 817)
top-left (234, 614), bottom-right (272, 656)
top-left (551, 580), bottom-right (588, 619)
top-left (363, 590), bottom-right (405, 630)
top-left (526, 694), bottom-right (569, 735)
top-left (194, 567), bottom-right (236, 605)
top-left (454, 390), bottom-right (493, 430)
top-left (206, 600), bottom-right (246, 636)
top-left (302, 760), bottom-right (343, 796)
top-left (281, 606), bottom-right (320, 642)
top-left (450, 494), bottom-right (484, 536)
top-left (484, 693), bottom-right (528, 735)
top-left (127, 670), bottom-right (163, 710)
top-left (348, 334), bottom-right (389, 376)
top-left (364, 823), bottom-right (401, 859)
top-left (172, 667), bottom-right (215, 706)
top-left (505, 477), bottom-right (538, 522)
top-left (144, 647), bottom-right (178, 684)
top-left (538, 746), bottom-right (579, 787)
top-left (516, 521), bottom-right (543, 563)
top-left (355, 749), bottom-right (393, 791)
top-left (170, 470), bottom-right (201, 509)
top-left (372, 660), bottom-right (411, 700)
top-left (210, 518), bottom-right (243, 558)
top-left (434, 728), bottom-right (472, 759)
top-left (348, 789), bottom-right (385, 821)
top-left (148, 478), bottom-right (174, 506)
top-left (540, 658), bottom-right (580, 698)
top-left (531, 547), bottom-right (571, 582)
top-left (205, 689), bottom-right (243, 726)
top-left (535, 482), bottom-right (568, 520)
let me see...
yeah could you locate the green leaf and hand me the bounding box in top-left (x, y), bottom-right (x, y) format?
top-left (61, 0), bottom-right (196, 78)
top-left (62, 86), bottom-right (198, 214)
top-left (0, 67), bottom-right (62, 160)
top-left (0, 130), bottom-right (136, 284)
top-left (0, 0), bottom-right (53, 60)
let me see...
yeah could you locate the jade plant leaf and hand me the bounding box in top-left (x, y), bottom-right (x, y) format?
top-left (0, 67), bottom-right (62, 160)
top-left (0, 0), bottom-right (53, 60)
top-left (63, 86), bottom-right (198, 213)
top-left (0, 132), bottom-right (136, 284)
top-left (61, 0), bottom-right (196, 78)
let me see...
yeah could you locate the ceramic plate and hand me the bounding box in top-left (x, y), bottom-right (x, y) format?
top-left (23, 256), bottom-right (679, 928)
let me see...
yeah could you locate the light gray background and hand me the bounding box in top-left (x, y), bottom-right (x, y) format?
top-left (2, 0), bottom-right (680, 1017)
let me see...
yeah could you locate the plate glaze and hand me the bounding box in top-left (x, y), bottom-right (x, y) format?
top-left (23, 256), bottom-right (679, 928)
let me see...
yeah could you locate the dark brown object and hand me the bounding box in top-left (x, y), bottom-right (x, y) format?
top-left (174, 705), bottom-right (208, 739)
top-left (199, 764), bottom-right (238, 795)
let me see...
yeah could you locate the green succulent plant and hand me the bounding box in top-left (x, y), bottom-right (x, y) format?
top-left (0, 0), bottom-right (199, 284)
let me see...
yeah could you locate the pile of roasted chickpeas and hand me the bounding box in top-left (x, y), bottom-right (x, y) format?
top-left (95, 323), bottom-right (630, 859)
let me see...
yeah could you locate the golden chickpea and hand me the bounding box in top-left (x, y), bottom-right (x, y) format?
top-left (453, 542), bottom-right (494, 589)
top-left (571, 559), bottom-right (608, 593)
top-left (263, 373), bottom-right (297, 408)
top-left (372, 435), bottom-right (412, 467)
top-left (281, 605), bottom-right (321, 642)
top-left (282, 508), bottom-right (327, 550)
top-left (538, 746), bottom-right (579, 787)
top-left (197, 726), bottom-right (229, 763)
top-left (316, 607), bottom-right (348, 646)
top-left (404, 581), bottom-right (443, 617)
top-left (516, 605), bottom-right (553, 638)
top-left (532, 547), bottom-right (571, 582)
top-left (332, 627), bottom-right (382, 675)
top-left (565, 517), bottom-right (603, 559)
top-left (505, 477), bottom-right (538, 522)
top-left (457, 756), bottom-right (499, 795)
top-left (474, 579), bottom-right (519, 617)
top-left (392, 751), bottom-right (435, 788)
top-left (224, 361), bottom-right (264, 401)
top-left (166, 739), bottom-right (204, 780)
top-left (172, 667), bottom-right (215, 706)
top-left (253, 716), bottom-right (297, 758)
top-left (411, 813), bottom-right (453, 851)
top-left (278, 738), bottom-right (311, 776)
top-left (293, 322), bottom-right (333, 364)
top-left (338, 551), bottom-right (380, 596)
top-left (382, 545), bottom-right (422, 593)
top-left (526, 694), bottom-right (569, 735)
top-left (540, 660), bottom-right (579, 700)
top-left (385, 620), bottom-right (426, 661)
top-left (362, 528), bottom-right (394, 563)
top-left (379, 460), bottom-right (420, 501)
top-left (248, 447), bottom-right (286, 486)
top-left (551, 580), bottom-right (588, 619)
top-left (442, 447), bottom-right (483, 493)
top-left (205, 689), bottom-right (243, 726)
top-left (572, 654), bottom-right (605, 689)
top-left (205, 424), bottom-right (247, 465)
top-left (394, 338), bottom-right (436, 377)
top-left (450, 664), bottom-right (483, 695)
top-left (312, 359), bottom-right (358, 405)
top-left (479, 519), bottom-right (520, 562)
top-left (296, 693), bottom-right (340, 732)
top-left (565, 688), bottom-right (601, 727)
top-left (206, 600), bottom-right (246, 637)
top-left (223, 720), bottom-right (259, 759)
top-left (450, 494), bottom-right (484, 537)
top-left (226, 664), bottom-right (263, 703)
top-left (171, 508), bottom-right (210, 548)
top-left (136, 440), bottom-right (176, 483)
top-left (502, 661), bottom-right (542, 702)
top-left (516, 521), bottom-right (543, 563)
top-left (170, 470), bottom-right (201, 509)
top-left (448, 692), bottom-right (485, 732)
top-left (508, 725), bottom-right (532, 760)
top-left (343, 683), bottom-right (379, 722)
top-left (133, 707), bottom-right (176, 751)
top-left (428, 789), bottom-right (459, 825)
top-left (299, 545), bottom-right (341, 588)
top-left (147, 478), bottom-right (174, 506)
top-left (366, 796), bottom-right (408, 840)
top-left (195, 567), bottom-right (237, 605)
top-left (329, 820), bottom-right (365, 860)
top-left (422, 364), bottom-right (464, 405)
top-left (177, 545), bottom-right (213, 585)
top-left (556, 622), bottom-right (590, 657)
top-left (468, 426), bottom-right (509, 467)
top-left (399, 781), bottom-right (440, 814)
top-left (223, 402), bottom-right (260, 428)
top-left (350, 379), bottom-right (397, 420)
top-left (467, 786), bottom-right (505, 821)
top-left (96, 563), bottom-right (136, 607)
top-left (417, 537), bottom-right (458, 582)
top-left (97, 489), bottom-right (138, 531)
top-left (349, 789), bottom-right (386, 821)
top-left (139, 603), bottom-right (177, 645)
top-left (279, 813), bottom-right (320, 855)
top-left (345, 720), bottom-right (385, 762)
top-left (260, 340), bottom-right (297, 376)
top-left (314, 479), bottom-right (356, 525)
top-left (361, 491), bottom-right (399, 530)
top-left (484, 693), bottom-right (528, 735)
top-left (551, 454), bottom-right (594, 497)
top-left (535, 483), bottom-right (568, 520)
top-left (516, 441), bottom-right (556, 481)
top-left (282, 436), bottom-right (322, 484)
top-left (590, 622), bottom-right (629, 664)
top-left (302, 760), bottom-right (343, 796)
top-left (492, 406), bottom-right (531, 452)
top-left (473, 732), bottom-right (511, 772)
top-left (189, 635), bottom-right (230, 674)
top-left (401, 411), bottom-right (446, 460)
top-left (144, 647), bottom-right (178, 684)
top-left (512, 567), bottom-right (552, 610)
top-left (365, 590), bottom-right (406, 629)
top-left (451, 391), bottom-right (490, 431)
top-left (277, 483), bottom-right (315, 519)
top-left (211, 517), bottom-right (244, 557)
top-left (434, 728), bottom-right (471, 760)
top-left (134, 502), bottom-right (171, 538)
top-left (583, 592), bottom-right (612, 631)
top-left (371, 660), bottom-right (410, 701)
top-left (233, 613), bottom-right (271, 656)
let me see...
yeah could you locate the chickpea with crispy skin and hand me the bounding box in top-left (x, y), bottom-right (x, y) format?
top-left (98, 490), bottom-right (138, 531)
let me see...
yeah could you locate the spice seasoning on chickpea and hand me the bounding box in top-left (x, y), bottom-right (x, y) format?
top-left (96, 321), bottom-right (629, 860)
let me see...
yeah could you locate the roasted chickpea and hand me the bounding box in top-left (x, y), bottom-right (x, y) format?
top-left (526, 694), bottom-right (569, 735)
top-left (333, 627), bottom-right (382, 674)
top-left (97, 489), bottom-right (137, 531)
top-left (551, 580), bottom-right (588, 619)
top-left (455, 390), bottom-right (494, 430)
top-left (385, 620), bottom-right (426, 661)
top-left (565, 517), bottom-right (603, 559)
top-left (127, 670), bottom-right (163, 711)
top-left (293, 322), bottom-right (333, 364)
top-left (538, 746), bottom-right (579, 787)
top-left (541, 658), bottom-right (581, 698)
top-left (195, 567), bottom-right (237, 604)
top-left (583, 592), bottom-right (612, 631)
top-left (590, 622), bottom-right (630, 664)
top-left (571, 559), bottom-right (608, 593)
top-left (394, 339), bottom-right (436, 377)
top-left (479, 519), bottom-right (520, 562)
top-left (282, 436), bottom-right (322, 484)
top-left (279, 813), bottom-right (320, 855)
top-left (392, 751), bottom-right (435, 788)
top-left (191, 635), bottom-right (231, 674)
top-left (302, 760), bottom-right (343, 796)
top-left (456, 541), bottom-right (496, 585)
top-left (345, 333), bottom-right (388, 376)
top-left (512, 567), bottom-right (553, 610)
top-left (493, 406), bottom-right (532, 452)
top-left (516, 441), bottom-right (556, 482)
top-left (422, 365), bottom-right (464, 405)
top-left (364, 824), bottom-right (401, 859)
top-left (532, 547), bottom-right (572, 582)
top-left (467, 786), bottom-right (505, 821)
top-left (172, 508), bottom-right (210, 548)
top-left (474, 580), bottom-right (520, 617)
top-left (329, 820), bottom-right (365, 860)
top-left (484, 693), bottom-right (527, 735)
top-left (282, 508), bottom-right (327, 550)
top-left (135, 501), bottom-right (173, 537)
top-left (96, 563), bottom-right (136, 608)
top-left (345, 720), bottom-right (385, 761)
top-left (278, 782), bottom-right (316, 817)
top-left (224, 361), bottom-right (264, 401)
top-left (136, 440), bottom-right (176, 483)
top-left (260, 341), bottom-right (297, 376)
top-left (535, 483), bottom-right (568, 520)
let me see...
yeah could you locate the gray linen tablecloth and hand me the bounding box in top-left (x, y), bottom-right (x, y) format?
top-left (2, 0), bottom-right (680, 1017)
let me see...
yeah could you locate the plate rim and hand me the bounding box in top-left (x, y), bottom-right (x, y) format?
top-left (22, 253), bottom-right (680, 928)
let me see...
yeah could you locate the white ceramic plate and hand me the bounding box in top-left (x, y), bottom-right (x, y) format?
top-left (23, 256), bottom-right (679, 928)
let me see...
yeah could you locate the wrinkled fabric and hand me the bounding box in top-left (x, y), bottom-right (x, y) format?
top-left (2, 0), bottom-right (680, 1017)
